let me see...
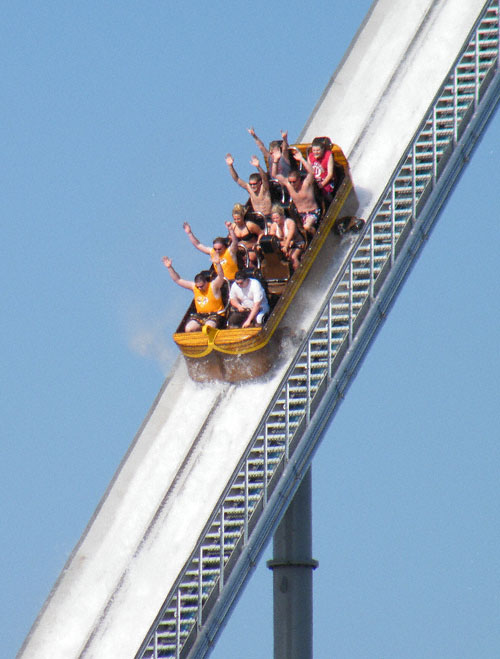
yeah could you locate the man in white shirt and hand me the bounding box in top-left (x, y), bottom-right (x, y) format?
top-left (229, 270), bottom-right (270, 328)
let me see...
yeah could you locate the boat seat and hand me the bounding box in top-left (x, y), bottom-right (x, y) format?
top-left (258, 235), bottom-right (291, 292)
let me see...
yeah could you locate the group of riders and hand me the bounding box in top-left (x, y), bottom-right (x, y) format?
top-left (163, 129), bottom-right (363, 333)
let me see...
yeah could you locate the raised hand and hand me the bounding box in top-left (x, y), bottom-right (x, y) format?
top-left (183, 221), bottom-right (191, 233)
top-left (271, 144), bottom-right (282, 162)
top-left (162, 256), bottom-right (172, 268)
top-left (225, 153), bottom-right (234, 166)
top-left (250, 155), bottom-right (260, 168)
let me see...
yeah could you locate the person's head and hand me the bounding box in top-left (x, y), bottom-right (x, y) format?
top-left (311, 137), bottom-right (326, 160)
top-left (234, 270), bottom-right (249, 287)
top-left (194, 272), bottom-right (210, 291)
top-left (248, 173), bottom-right (262, 190)
top-left (271, 204), bottom-right (285, 224)
top-left (269, 139), bottom-right (283, 153)
top-left (232, 202), bottom-right (246, 223)
top-left (288, 171), bottom-right (303, 191)
top-left (212, 237), bottom-right (228, 253)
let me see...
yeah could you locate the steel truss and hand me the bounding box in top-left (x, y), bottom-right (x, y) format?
top-left (137, 2), bottom-right (499, 657)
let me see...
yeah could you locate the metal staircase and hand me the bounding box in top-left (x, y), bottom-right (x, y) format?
top-left (137, 2), bottom-right (499, 657)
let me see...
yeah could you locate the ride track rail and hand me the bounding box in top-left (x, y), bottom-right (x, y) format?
top-left (137, 2), bottom-right (499, 657)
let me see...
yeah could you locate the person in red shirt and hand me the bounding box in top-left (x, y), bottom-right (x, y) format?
top-left (308, 137), bottom-right (335, 203)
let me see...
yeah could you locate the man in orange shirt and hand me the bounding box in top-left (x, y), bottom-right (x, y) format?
top-left (182, 221), bottom-right (239, 282)
top-left (162, 254), bottom-right (225, 332)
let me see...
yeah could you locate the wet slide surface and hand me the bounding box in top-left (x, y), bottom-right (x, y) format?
top-left (19, 1), bottom-right (488, 656)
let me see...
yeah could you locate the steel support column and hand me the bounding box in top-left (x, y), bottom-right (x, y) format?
top-left (267, 468), bottom-right (318, 659)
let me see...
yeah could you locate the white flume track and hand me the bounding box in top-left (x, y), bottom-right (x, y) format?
top-left (19, 1), bottom-right (499, 657)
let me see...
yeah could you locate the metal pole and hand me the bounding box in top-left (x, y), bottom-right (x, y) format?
top-left (267, 468), bottom-right (318, 659)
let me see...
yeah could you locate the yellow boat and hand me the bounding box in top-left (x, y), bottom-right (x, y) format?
top-left (173, 141), bottom-right (358, 382)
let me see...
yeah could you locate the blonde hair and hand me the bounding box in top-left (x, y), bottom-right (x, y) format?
top-left (232, 203), bottom-right (246, 218)
top-left (271, 203), bottom-right (285, 217)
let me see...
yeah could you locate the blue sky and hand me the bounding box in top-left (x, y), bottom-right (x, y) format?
top-left (2, 2), bottom-right (499, 657)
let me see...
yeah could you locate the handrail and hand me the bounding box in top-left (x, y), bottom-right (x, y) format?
top-left (138, 2), bottom-right (499, 656)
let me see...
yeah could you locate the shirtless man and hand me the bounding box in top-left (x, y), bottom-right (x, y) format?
top-left (247, 127), bottom-right (292, 178)
top-left (276, 150), bottom-right (322, 237)
top-left (225, 153), bottom-right (272, 218)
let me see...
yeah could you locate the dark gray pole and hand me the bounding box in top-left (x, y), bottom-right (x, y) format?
top-left (267, 467), bottom-right (318, 659)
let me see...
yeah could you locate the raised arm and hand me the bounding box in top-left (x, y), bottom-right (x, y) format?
top-left (292, 149), bottom-right (315, 181)
top-left (162, 256), bottom-right (194, 291)
top-left (183, 222), bottom-right (211, 255)
top-left (280, 130), bottom-right (291, 165)
top-left (248, 127), bottom-right (270, 164)
top-left (224, 220), bottom-right (239, 258)
top-left (225, 153), bottom-right (248, 190)
top-left (250, 155), bottom-right (270, 193)
top-left (275, 172), bottom-right (293, 194)
top-left (211, 254), bottom-right (225, 293)
top-left (270, 145), bottom-right (282, 179)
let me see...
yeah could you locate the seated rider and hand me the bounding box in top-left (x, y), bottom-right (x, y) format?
top-left (229, 203), bottom-right (264, 268)
top-left (276, 150), bottom-right (322, 238)
top-left (268, 203), bottom-right (306, 271)
top-left (183, 221), bottom-right (239, 281)
top-left (162, 254), bottom-right (225, 332)
top-left (228, 270), bottom-right (270, 329)
top-left (308, 137), bottom-right (335, 203)
top-left (225, 153), bottom-right (273, 221)
top-left (248, 126), bottom-right (292, 178)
